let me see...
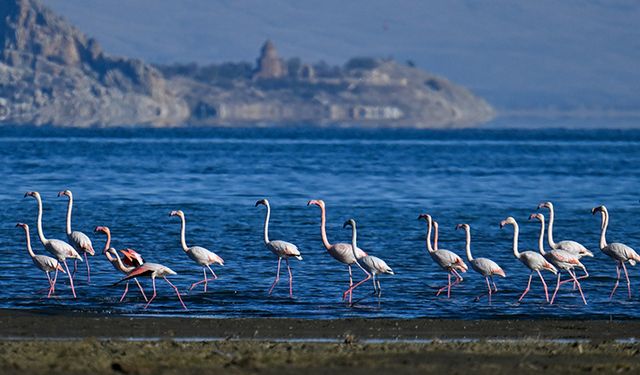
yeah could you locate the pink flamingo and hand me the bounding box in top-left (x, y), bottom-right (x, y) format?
top-left (94, 226), bottom-right (147, 302)
top-left (530, 214), bottom-right (587, 305)
top-left (58, 190), bottom-right (95, 283)
top-left (455, 223), bottom-right (505, 304)
top-left (500, 216), bottom-right (557, 302)
top-left (592, 205), bottom-right (640, 300)
top-left (307, 199), bottom-right (368, 303)
top-left (538, 202), bottom-right (594, 258)
top-left (342, 219), bottom-right (394, 299)
top-left (24, 191), bottom-right (82, 298)
top-left (169, 210), bottom-right (224, 292)
top-left (116, 263), bottom-right (187, 310)
top-left (16, 223), bottom-right (65, 298)
top-left (256, 199), bottom-right (302, 297)
top-left (418, 214), bottom-right (468, 298)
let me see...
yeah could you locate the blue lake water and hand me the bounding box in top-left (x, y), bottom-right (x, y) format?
top-left (1, 125), bottom-right (640, 319)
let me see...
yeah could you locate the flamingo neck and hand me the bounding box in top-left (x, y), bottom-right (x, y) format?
top-left (262, 202), bottom-right (270, 244)
top-left (64, 194), bottom-right (73, 236)
top-left (547, 205), bottom-right (557, 248)
top-left (21, 226), bottom-right (35, 258)
top-left (599, 209), bottom-right (608, 249)
top-left (113, 250), bottom-right (133, 273)
top-left (433, 222), bottom-right (439, 251)
top-left (537, 218), bottom-right (546, 255)
top-left (179, 215), bottom-right (189, 251)
top-left (102, 231), bottom-right (111, 252)
top-left (464, 227), bottom-right (473, 261)
top-left (318, 205), bottom-right (331, 250)
top-left (425, 218), bottom-right (434, 253)
top-left (349, 223), bottom-right (360, 264)
top-left (511, 222), bottom-right (520, 258)
top-left (34, 195), bottom-right (47, 244)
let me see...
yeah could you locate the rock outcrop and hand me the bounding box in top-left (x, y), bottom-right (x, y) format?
top-left (0, 0), bottom-right (494, 128)
top-left (0, 0), bottom-right (188, 126)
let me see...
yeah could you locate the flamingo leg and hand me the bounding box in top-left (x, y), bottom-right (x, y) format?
top-left (376, 278), bottom-right (382, 297)
top-left (621, 261), bottom-right (632, 299)
top-left (268, 258), bottom-right (282, 295)
top-left (63, 259), bottom-right (77, 298)
top-left (51, 268), bottom-right (59, 295)
top-left (371, 274), bottom-right (378, 295)
top-left (491, 276), bottom-right (498, 293)
top-left (537, 270), bottom-right (550, 302)
top-left (189, 266), bottom-right (219, 292)
top-left (343, 268), bottom-right (372, 300)
top-left (609, 263), bottom-right (621, 300)
top-left (486, 277), bottom-right (492, 305)
top-left (345, 265), bottom-right (353, 303)
top-left (72, 259), bottom-right (77, 278)
top-left (119, 281), bottom-right (130, 302)
top-left (207, 265), bottom-right (218, 280)
top-left (550, 272), bottom-right (562, 305)
top-left (451, 269), bottom-right (464, 285)
top-left (45, 272), bottom-right (53, 298)
top-left (285, 258), bottom-right (293, 297)
top-left (436, 273), bottom-right (452, 297)
top-left (568, 269), bottom-right (587, 305)
top-left (144, 277), bottom-right (157, 309)
top-left (84, 252), bottom-right (91, 284)
top-left (163, 276), bottom-right (187, 310)
top-left (134, 278), bottom-right (148, 301)
top-left (518, 273), bottom-right (533, 302)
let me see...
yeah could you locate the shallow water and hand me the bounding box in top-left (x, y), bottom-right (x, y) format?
top-left (1, 126), bottom-right (640, 319)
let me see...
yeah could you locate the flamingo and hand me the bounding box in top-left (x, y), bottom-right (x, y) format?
top-left (16, 223), bottom-right (65, 298)
top-left (455, 223), bottom-right (505, 304)
top-left (94, 226), bottom-right (147, 302)
top-left (341, 219), bottom-right (394, 299)
top-left (307, 199), bottom-right (368, 303)
top-left (255, 199), bottom-right (302, 297)
top-left (592, 205), bottom-right (640, 300)
top-left (169, 210), bottom-right (224, 292)
top-left (538, 202), bottom-right (594, 259)
top-left (115, 262), bottom-right (187, 310)
top-left (500, 217), bottom-right (557, 302)
top-left (529, 213), bottom-right (587, 305)
top-left (24, 191), bottom-right (82, 298)
top-left (58, 190), bottom-right (95, 283)
top-left (418, 214), bottom-right (468, 298)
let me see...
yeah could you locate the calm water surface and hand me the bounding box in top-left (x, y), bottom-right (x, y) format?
top-left (1, 126), bottom-right (640, 319)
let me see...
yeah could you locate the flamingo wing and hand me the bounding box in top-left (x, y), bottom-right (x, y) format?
top-left (69, 231), bottom-right (95, 255)
top-left (268, 240), bottom-right (302, 259)
top-left (332, 242), bottom-right (368, 264)
top-left (120, 248), bottom-right (145, 267)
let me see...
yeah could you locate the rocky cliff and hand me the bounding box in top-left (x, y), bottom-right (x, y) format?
top-left (0, 0), bottom-right (188, 126)
top-left (0, 0), bottom-right (494, 128)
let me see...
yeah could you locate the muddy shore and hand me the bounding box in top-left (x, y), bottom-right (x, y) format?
top-left (1, 309), bottom-right (639, 374)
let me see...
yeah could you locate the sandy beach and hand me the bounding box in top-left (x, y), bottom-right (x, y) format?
top-left (1, 309), bottom-right (639, 374)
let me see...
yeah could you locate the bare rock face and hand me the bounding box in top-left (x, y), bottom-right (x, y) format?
top-left (0, 0), bottom-right (188, 126)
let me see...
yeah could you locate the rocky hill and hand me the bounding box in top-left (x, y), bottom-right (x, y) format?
top-left (0, 0), bottom-right (494, 128)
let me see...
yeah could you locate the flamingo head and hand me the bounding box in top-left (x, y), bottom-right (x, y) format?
top-left (591, 205), bottom-right (605, 215)
top-left (24, 191), bottom-right (39, 199)
top-left (169, 210), bottom-right (184, 217)
top-left (529, 213), bottom-right (544, 222)
top-left (538, 201), bottom-right (552, 210)
top-left (307, 199), bottom-right (324, 208)
top-left (57, 190), bottom-right (72, 198)
top-left (500, 216), bottom-right (516, 229)
top-left (94, 226), bottom-right (110, 234)
top-left (455, 223), bottom-right (469, 231)
top-left (255, 198), bottom-right (268, 207)
top-left (120, 248), bottom-right (144, 266)
top-left (417, 213), bottom-right (431, 222)
top-left (342, 218), bottom-right (356, 229)
top-left (15, 222), bottom-right (27, 229)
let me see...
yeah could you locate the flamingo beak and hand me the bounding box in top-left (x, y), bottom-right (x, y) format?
top-left (57, 191), bottom-right (64, 197)
top-left (528, 214), bottom-right (536, 220)
top-left (591, 207), bottom-right (598, 215)
top-left (499, 221), bottom-right (506, 229)
top-left (537, 202), bottom-right (545, 209)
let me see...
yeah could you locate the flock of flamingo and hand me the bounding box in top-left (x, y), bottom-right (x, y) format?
top-left (16, 191), bottom-right (640, 311)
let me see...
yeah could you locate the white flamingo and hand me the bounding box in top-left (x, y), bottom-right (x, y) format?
top-left (418, 214), bottom-right (468, 298)
top-left (256, 199), bottom-right (302, 297)
top-left (25, 191), bottom-right (82, 298)
top-left (500, 216), bottom-right (557, 302)
top-left (455, 223), bottom-right (505, 304)
top-left (307, 199), bottom-right (368, 303)
top-left (169, 210), bottom-right (224, 292)
top-left (342, 219), bottom-right (394, 299)
top-left (538, 201), bottom-right (594, 259)
top-left (530, 213), bottom-right (587, 305)
top-left (16, 223), bottom-right (65, 298)
top-left (94, 226), bottom-right (147, 302)
top-left (116, 262), bottom-right (187, 310)
top-left (592, 205), bottom-right (640, 300)
top-left (58, 190), bottom-right (95, 283)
